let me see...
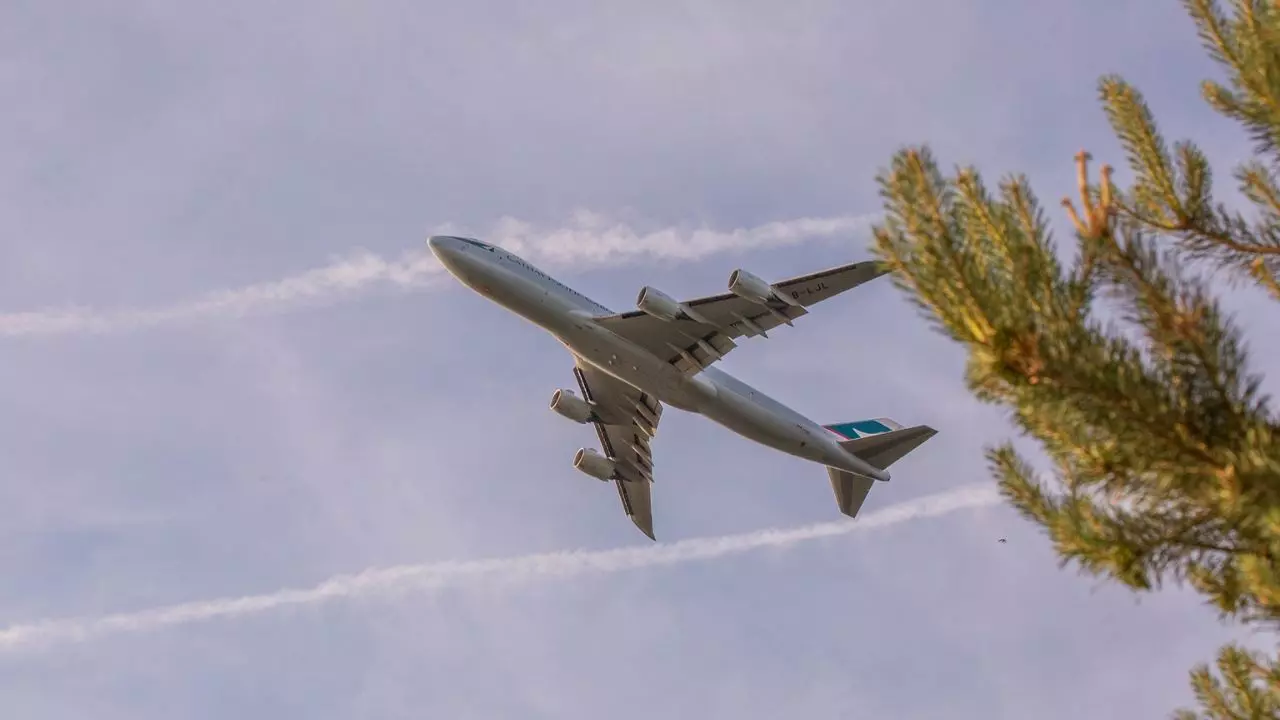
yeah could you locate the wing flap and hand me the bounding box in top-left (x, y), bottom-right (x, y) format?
top-left (573, 361), bottom-right (661, 539)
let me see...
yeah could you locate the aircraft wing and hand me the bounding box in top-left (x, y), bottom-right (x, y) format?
top-left (572, 359), bottom-right (662, 540)
top-left (593, 259), bottom-right (888, 374)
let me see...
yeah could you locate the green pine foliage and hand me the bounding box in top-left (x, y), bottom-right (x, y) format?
top-left (1174, 645), bottom-right (1280, 720)
top-left (867, 1), bottom-right (1279, 716)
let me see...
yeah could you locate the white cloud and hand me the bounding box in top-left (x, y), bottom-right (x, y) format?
top-left (0, 211), bottom-right (878, 337)
top-left (0, 483), bottom-right (995, 652)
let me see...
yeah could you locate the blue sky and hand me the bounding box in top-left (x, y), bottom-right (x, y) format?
top-left (2, 1), bottom-right (1277, 717)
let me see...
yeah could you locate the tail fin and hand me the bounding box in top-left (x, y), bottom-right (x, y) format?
top-left (821, 416), bottom-right (903, 442)
top-left (822, 417), bottom-right (938, 519)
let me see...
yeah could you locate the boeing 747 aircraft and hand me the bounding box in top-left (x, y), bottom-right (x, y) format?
top-left (428, 234), bottom-right (937, 539)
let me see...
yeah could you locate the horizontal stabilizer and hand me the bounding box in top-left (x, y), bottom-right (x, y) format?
top-left (836, 424), bottom-right (938, 471)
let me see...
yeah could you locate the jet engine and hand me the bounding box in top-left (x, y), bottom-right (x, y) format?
top-left (728, 269), bottom-right (777, 305)
top-left (550, 389), bottom-right (594, 424)
top-left (573, 447), bottom-right (615, 481)
top-left (636, 286), bottom-right (682, 321)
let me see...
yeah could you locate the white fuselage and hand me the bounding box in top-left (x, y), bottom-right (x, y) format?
top-left (428, 236), bottom-right (886, 480)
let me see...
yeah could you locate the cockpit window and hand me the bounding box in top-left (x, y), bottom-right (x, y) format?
top-left (459, 237), bottom-right (496, 252)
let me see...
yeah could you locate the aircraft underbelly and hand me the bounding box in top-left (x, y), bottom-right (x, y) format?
top-left (701, 391), bottom-right (810, 454)
top-left (562, 321), bottom-right (837, 463)
top-left (561, 323), bottom-right (709, 411)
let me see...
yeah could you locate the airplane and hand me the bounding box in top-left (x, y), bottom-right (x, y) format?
top-left (427, 234), bottom-right (938, 540)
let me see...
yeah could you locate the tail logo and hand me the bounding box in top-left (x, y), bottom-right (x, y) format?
top-left (822, 419), bottom-right (892, 440)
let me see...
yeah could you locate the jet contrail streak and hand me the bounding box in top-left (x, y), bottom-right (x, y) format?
top-left (0, 483), bottom-right (997, 652)
top-left (0, 212), bottom-right (879, 337)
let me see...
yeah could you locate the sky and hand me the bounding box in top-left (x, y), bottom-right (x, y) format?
top-left (2, 1), bottom-right (1278, 718)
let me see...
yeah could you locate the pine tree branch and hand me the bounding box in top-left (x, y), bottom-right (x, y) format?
top-left (1174, 643), bottom-right (1280, 720)
top-left (1131, 212), bottom-right (1280, 254)
top-left (1184, 0), bottom-right (1280, 160)
top-left (874, 142), bottom-right (1280, 628)
top-left (1098, 71), bottom-right (1280, 297)
top-left (1090, 224), bottom-right (1255, 458)
top-left (868, 4), bottom-right (1280, 716)
top-left (1133, 213), bottom-right (1280, 257)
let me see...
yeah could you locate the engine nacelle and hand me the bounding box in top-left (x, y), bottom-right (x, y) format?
top-left (636, 286), bottom-right (682, 321)
top-left (728, 269), bottom-right (776, 305)
top-left (550, 389), bottom-right (595, 424)
top-left (573, 447), bottom-right (615, 481)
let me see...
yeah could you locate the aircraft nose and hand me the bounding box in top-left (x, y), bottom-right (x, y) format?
top-left (427, 235), bottom-right (464, 268)
top-left (427, 234), bottom-right (454, 255)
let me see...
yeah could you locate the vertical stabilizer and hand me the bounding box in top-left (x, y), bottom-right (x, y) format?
top-left (827, 468), bottom-right (878, 518)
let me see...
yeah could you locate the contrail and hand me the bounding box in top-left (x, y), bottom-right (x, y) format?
top-left (0, 212), bottom-right (879, 337)
top-left (0, 483), bottom-right (996, 652)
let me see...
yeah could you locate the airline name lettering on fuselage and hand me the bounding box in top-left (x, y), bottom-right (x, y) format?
top-left (507, 255), bottom-right (609, 312)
